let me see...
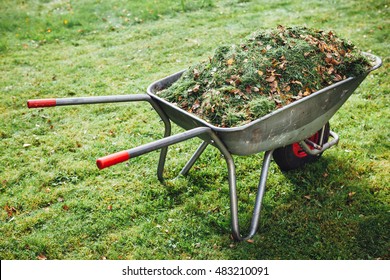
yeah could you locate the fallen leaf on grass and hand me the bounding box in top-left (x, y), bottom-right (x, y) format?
top-left (4, 205), bottom-right (17, 217)
top-left (346, 192), bottom-right (356, 205)
top-left (37, 254), bottom-right (47, 260)
top-left (62, 204), bottom-right (69, 211)
top-left (266, 75), bottom-right (276, 82)
top-left (193, 68), bottom-right (200, 79)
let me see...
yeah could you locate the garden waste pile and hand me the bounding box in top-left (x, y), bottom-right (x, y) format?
top-left (158, 26), bottom-right (372, 127)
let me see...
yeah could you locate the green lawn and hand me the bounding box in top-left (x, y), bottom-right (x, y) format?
top-left (0, 0), bottom-right (389, 260)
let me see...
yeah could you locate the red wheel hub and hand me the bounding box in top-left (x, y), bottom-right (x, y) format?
top-left (292, 132), bottom-right (320, 158)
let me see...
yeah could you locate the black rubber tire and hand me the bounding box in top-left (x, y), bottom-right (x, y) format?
top-left (273, 122), bottom-right (330, 171)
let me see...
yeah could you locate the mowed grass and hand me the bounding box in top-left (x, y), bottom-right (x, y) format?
top-left (0, 0), bottom-right (389, 260)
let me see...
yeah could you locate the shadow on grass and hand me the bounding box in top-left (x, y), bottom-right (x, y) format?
top-left (221, 155), bottom-right (389, 260)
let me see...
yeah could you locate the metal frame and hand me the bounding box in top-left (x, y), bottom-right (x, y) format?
top-left (28, 94), bottom-right (279, 240)
top-left (299, 131), bottom-right (339, 156)
top-left (115, 124), bottom-right (277, 241)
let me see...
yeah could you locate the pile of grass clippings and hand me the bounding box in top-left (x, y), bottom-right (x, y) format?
top-left (158, 26), bottom-right (372, 127)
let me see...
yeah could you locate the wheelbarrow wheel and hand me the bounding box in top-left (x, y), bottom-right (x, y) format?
top-left (273, 122), bottom-right (330, 171)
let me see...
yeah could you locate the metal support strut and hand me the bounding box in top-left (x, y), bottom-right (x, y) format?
top-left (299, 131), bottom-right (339, 156)
top-left (179, 141), bottom-right (209, 176)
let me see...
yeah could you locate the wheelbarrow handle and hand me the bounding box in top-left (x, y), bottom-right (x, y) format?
top-left (96, 151), bottom-right (130, 169)
top-left (27, 99), bottom-right (57, 108)
top-left (96, 127), bottom-right (212, 169)
top-left (27, 94), bottom-right (152, 108)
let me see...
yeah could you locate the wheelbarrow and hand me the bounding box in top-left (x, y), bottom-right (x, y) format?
top-left (27, 52), bottom-right (382, 241)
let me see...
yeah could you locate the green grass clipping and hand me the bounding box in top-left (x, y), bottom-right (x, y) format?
top-left (159, 26), bottom-right (372, 127)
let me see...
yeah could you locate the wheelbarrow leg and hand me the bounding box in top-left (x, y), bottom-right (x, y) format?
top-left (208, 132), bottom-right (274, 241)
top-left (179, 141), bottom-right (209, 176)
top-left (147, 99), bottom-right (171, 182)
top-left (156, 120), bottom-right (171, 182)
top-left (227, 150), bottom-right (273, 241)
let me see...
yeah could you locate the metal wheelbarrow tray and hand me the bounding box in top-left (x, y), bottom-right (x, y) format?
top-left (27, 52), bottom-right (382, 241)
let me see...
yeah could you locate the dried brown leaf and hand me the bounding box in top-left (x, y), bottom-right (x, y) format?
top-left (348, 192), bottom-right (356, 197)
top-left (325, 53), bottom-right (333, 64)
top-left (193, 68), bottom-right (200, 79)
top-left (291, 80), bottom-right (303, 86)
top-left (191, 100), bottom-right (200, 110)
top-left (5, 205), bottom-right (17, 217)
top-left (266, 75), bottom-right (276, 82)
top-left (192, 84), bottom-right (200, 93)
top-left (331, 58), bottom-right (341, 65)
top-left (303, 88), bottom-right (311, 96)
top-left (270, 80), bottom-right (278, 93)
top-left (333, 74), bottom-right (343, 81)
top-left (327, 66), bottom-right (335, 74)
top-left (231, 89), bottom-right (241, 95)
top-left (37, 254), bottom-right (47, 260)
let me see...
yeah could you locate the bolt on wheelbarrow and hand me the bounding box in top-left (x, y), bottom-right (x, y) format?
top-left (27, 52), bottom-right (382, 241)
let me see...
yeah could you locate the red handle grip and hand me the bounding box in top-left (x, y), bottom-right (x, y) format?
top-left (27, 99), bottom-right (57, 108)
top-left (96, 151), bottom-right (130, 169)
